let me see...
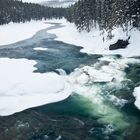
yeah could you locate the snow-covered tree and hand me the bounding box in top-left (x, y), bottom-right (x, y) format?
top-left (66, 0), bottom-right (140, 34)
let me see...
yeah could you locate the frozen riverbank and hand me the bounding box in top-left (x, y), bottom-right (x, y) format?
top-left (48, 19), bottom-right (140, 57)
top-left (0, 20), bottom-right (51, 46)
top-left (0, 58), bottom-right (72, 116)
top-left (1, 19), bottom-right (139, 58)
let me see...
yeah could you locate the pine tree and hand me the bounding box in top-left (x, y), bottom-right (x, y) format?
top-left (0, 0), bottom-right (66, 25)
top-left (66, 0), bottom-right (140, 35)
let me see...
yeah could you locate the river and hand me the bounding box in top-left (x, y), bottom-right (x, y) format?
top-left (0, 23), bottom-right (140, 140)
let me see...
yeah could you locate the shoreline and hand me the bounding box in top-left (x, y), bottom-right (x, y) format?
top-left (0, 21), bottom-right (64, 49)
top-left (0, 21), bottom-right (51, 46)
top-left (48, 19), bottom-right (140, 58)
top-left (1, 19), bottom-right (140, 58)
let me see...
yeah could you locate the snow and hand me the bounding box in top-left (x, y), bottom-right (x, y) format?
top-left (1, 19), bottom-right (139, 57)
top-left (0, 19), bottom-right (140, 116)
top-left (33, 47), bottom-right (48, 51)
top-left (40, 0), bottom-right (77, 8)
top-left (48, 19), bottom-right (140, 57)
top-left (0, 20), bottom-right (51, 46)
top-left (133, 86), bottom-right (140, 110)
top-left (0, 58), bottom-right (72, 116)
top-left (68, 56), bottom-right (140, 110)
top-left (68, 56), bottom-right (128, 86)
top-left (0, 56), bottom-right (133, 116)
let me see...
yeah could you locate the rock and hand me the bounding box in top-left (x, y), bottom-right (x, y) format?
top-left (109, 38), bottom-right (130, 50)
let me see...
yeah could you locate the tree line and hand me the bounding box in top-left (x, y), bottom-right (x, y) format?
top-left (66, 0), bottom-right (140, 37)
top-left (0, 0), bottom-right (66, 25)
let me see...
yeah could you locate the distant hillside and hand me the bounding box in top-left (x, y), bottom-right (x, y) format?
top-left (40, 0), bottom-right (77, 8)
top-left (0, 0), bottom-right (66, 25)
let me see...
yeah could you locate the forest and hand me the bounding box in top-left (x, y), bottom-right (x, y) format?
top-left (0, 0), bottom-right (66, 25)
top-left (1, 0), bottom-right (140, 37)
top-left (66, 0), bottom-right (140, 37)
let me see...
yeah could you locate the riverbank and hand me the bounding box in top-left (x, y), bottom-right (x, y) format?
top-left (0, 20), bottom-right (51, 46)
top-left (1, 19), bottom-right (140, 58)
top-left (48, 19), bottom-right (140, 57)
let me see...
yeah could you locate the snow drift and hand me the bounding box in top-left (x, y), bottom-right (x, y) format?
top-left (48, 19), bottom-right (140, 57)
top-left (0, 20), bottom-right (51, 46)
top-left (0, 58), bottom-right (72, 116)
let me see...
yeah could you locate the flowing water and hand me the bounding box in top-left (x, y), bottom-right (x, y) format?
top-left (0, 23), bottom-right (140, 140)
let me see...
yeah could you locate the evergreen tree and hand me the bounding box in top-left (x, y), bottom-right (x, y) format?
top-left (66, 0), bottom-right (140, 35)
top-left (0, 0), bottom-right (66, 25)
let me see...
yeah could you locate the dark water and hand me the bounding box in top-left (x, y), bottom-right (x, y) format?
top-left (0, 39), bottom-right (101, 74)
top-left (0, 23), bottom-right (140, 140)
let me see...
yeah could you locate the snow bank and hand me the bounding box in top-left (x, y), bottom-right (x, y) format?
top-left (133, 86), bottom-right (140, 110)
top-left (0, 20), bottom-right (51, 46)
top-left (33, 47), bottom-right (48, 51)
top-left (0, 58), bottom-right (72, 116)
top-left (1, 19), bottom-right (139, 57)
top-left (48, 19), bottom-right (140, 57)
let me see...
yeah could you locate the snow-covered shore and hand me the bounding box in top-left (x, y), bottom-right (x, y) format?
top-left (0, 58), bottom-right (72, 116)
top-left (0, 20), bottom-right (51, 46)
top-left (48, 19), bottom-right (140, 57)
top-left (0, 19), bottom-right (140, 114)
top-left (1, 19), bottom-right (139, 58)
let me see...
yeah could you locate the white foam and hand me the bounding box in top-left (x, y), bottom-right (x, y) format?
top-left (0, 58), bottom-right (72, 116)
top-left (69, 57), bottom-right (127, 84)
top-left (66, 57), bottom-right (131, 130)
top-left (33, 47), bottom-right (48, 51)
top-left (68, 57), bottom-right (128, 106)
